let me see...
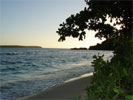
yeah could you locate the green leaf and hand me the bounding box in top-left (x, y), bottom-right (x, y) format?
top-left (123, 68), bottom-right (128, 76)
top-left (113, 88), bottom-right (119, 94)
top-left (125, 95), bottom-right (133, 100)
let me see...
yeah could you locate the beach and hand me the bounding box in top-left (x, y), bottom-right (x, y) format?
top-left (0, 48), bottom-right (113, 100)
top-left (17, 73), bottom-right (93, 100)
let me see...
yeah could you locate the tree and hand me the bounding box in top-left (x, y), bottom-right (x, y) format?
top-left (57, 0), bottom-right (132, 100)
top-left (57, 0), bottom-right (132, 42)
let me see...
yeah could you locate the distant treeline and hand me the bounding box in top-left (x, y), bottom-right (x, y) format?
top-left (89, 39), bottom-right (115, 50)
top-left (71, 39), bottom-right (115, 50)
top-left (71, 47), bottom-right (88, 50)
top-left (0, 45), bottom-right (42, 48)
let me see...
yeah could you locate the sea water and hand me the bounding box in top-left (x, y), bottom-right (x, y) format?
top-left (0, 48), bottom-right (113, 100)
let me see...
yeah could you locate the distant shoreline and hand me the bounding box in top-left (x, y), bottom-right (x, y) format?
top-left (71, 47), bottom-right (88, 50)
top-left (0, 45), bottom-right (42, 48)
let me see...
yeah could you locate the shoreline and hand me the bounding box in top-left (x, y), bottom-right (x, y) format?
top-left (16, 72), bottom-right (93, 100)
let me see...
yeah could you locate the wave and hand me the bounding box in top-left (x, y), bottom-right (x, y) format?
top-left (1, 67), bottom-right (16, 71)
top-left (0, 60), bottom-right (23, 65)
top-left (0, 52), bottom-right (23, 55)
top-left (0, 49), bottom-right (113, 100)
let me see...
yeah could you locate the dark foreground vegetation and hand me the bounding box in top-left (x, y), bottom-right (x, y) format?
top-left (89, 39), bottom-right (115, 50)
top-left (57, 0), bottom-right (132, 100)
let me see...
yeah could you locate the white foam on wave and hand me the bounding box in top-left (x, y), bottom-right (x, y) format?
top-left (0, 49), bottom-right (113, 100)
top-left (64, 72), bottom-right (93, 83)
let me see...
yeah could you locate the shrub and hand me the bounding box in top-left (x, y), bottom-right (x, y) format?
top-left (86, 39), bottom-right (133, 100)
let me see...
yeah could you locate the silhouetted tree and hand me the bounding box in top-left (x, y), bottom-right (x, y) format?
top-left (57, 0), bottom-right (132, 42)
top-left (57, 0), bottom-right (132, 99)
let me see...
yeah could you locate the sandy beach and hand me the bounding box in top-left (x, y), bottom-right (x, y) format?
top-left (17, 73), bottom-right (93, 100)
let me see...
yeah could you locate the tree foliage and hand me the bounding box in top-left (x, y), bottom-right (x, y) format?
top-left (57, 0), bottom-right (132, 100)
top-left (88, 39), bottom-right (132, 100)
top-left (89, 38), bottom-right (115, 50)
top-left (57, 0), bottom-right (132, 41)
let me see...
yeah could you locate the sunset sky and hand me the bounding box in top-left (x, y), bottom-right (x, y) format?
top-left (1, 0), bottom-right (104, 48)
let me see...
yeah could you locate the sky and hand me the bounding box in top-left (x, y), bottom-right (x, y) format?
top-left (0, 0), bottom-right (104, 48)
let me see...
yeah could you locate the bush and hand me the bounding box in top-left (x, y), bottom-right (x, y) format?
top-left (86, 39), bottom-right (133, 100)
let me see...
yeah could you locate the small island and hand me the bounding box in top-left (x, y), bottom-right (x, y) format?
top-left (0, 45), bottom-right (42, 48)
top-left (71, 47), bottom-right (88, 50)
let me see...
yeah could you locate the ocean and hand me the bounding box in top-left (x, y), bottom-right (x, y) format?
top-left (0, 48), bottom-right (113, 100)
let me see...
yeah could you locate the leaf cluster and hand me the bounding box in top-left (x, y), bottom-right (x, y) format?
top-left (56, 0), bottom-right (133, 100)
top-left (87, 39), bottom-right (133, 100)
top-left (57, 0), bottom-right (132, 41)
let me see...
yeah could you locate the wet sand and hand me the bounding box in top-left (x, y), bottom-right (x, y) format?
top-left (17, 73), bottom-right (93, 100)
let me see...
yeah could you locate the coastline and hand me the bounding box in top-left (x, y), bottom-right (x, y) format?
top-left (16, 72), bottom-right (93, 100)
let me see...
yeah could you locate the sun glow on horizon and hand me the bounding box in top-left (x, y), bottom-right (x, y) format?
top-left (1, 0), bottom-right (104, 48)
